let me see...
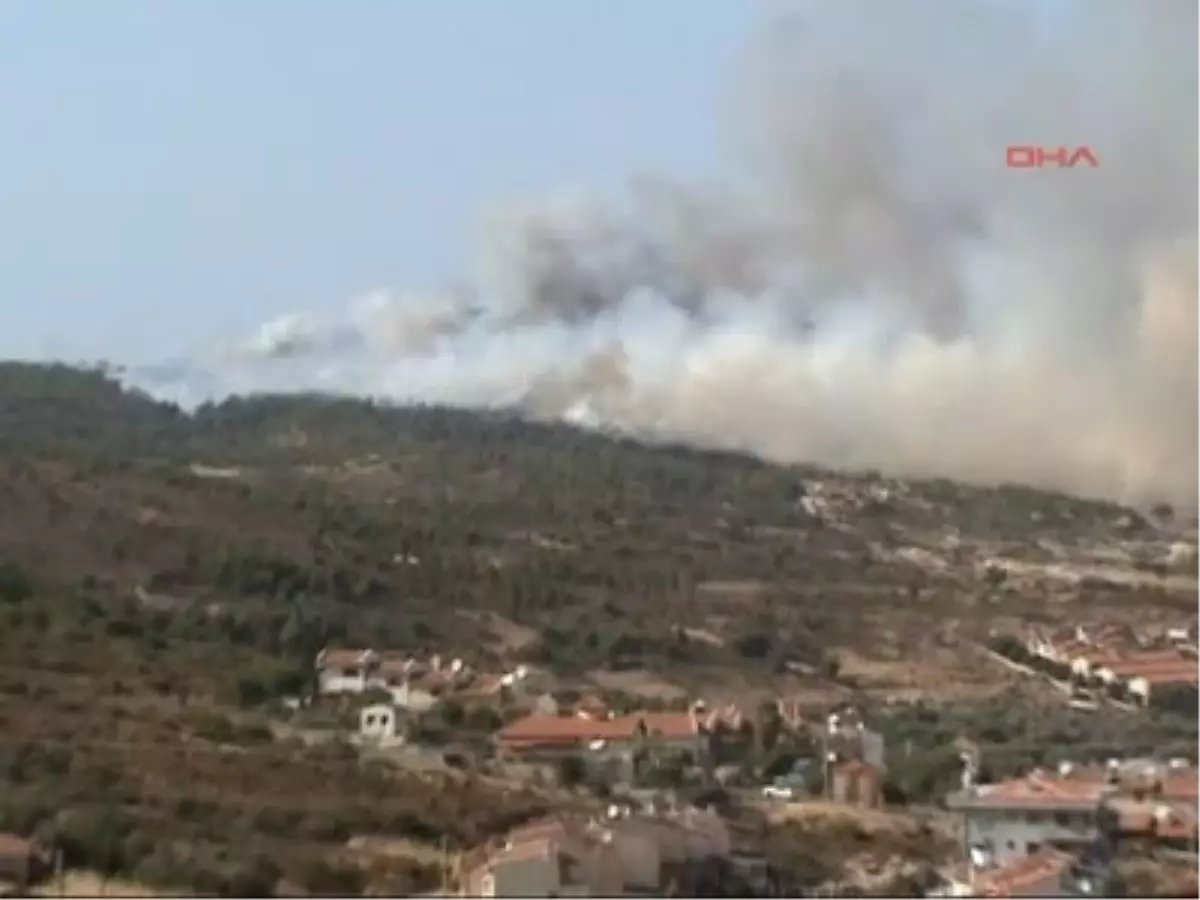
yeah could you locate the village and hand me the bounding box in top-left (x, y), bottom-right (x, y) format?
top-left (232, 621), bottom-right (1198, 899)
top-left (2, 609), bottom-right (1200, 897)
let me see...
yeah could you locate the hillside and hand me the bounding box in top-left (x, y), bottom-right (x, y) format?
top-left (0, 361), bottom-right (1195, 895)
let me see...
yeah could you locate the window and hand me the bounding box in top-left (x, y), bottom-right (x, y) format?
top-left (365, 715), bottom-right (376, 727)
top-left (1054, 812), bottom-right (1072, 828)
top-left (1026, 841), bottom-right (1042, 855)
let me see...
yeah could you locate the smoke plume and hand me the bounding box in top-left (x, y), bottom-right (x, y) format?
top-left (139, 0), bottom-right (1198, 508)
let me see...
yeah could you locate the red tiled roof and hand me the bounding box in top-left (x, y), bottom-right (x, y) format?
top-left (1098, 652), bottom-right (1193, 676)
top-left (497, 711), bottom-right (699, 747)
top-left (318, 647), bottom-right (375, 669)
top-left (1105, 797), bottom-right (1198, 839)
top-left (962, 770), bottom-right (1108, 808)
top-left (1163, 768), bottom-right (1200, 800)
top-left (635, 712), bottom-right (702, 739)
top-left (1126, 663), bottom-right (1200, 686)
top-left (1084, 648), bottom-right (1176, 672)
top-left (976, 848), bottom-right (1074, 897)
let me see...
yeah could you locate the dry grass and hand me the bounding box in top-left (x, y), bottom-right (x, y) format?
top-left (587, 668), bottom-right (687, 700)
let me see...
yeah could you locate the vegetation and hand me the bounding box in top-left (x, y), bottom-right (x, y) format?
top-left (0, 361), bottom-right (1194, 894)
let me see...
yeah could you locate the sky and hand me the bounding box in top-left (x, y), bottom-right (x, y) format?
top-left (0, 1), bottom-right (763, 363)
top-left (3, 1), bottom-right (1192, 509)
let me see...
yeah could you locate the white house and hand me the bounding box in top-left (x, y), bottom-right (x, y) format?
top-left (945, 768), bottom-right (1105, 867)
top-left (316, 647), bottom-right (379, 694)
top-left (359, 703), bottom-right (404, 745)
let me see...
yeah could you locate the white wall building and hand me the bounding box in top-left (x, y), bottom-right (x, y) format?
top-left (359, 703), bottom-right (404, 745)
top-left (316, 647), bottom-right (379, 695)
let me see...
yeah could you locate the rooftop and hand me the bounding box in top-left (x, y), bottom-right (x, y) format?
top-left (318, 647), bottom-right (376, 669)
top-left (949, 763), bottom-right (1198, 811)
top-left (496, 711), bottom-right (700, 747)
top-left (1124, 663), bottom-right (1200, 686)
top-left (1102, 796), bottom-right (1198, 840)
top-left (974, 847), bottom-right (1074, 897)
top-left (1099, 652), bottom-right (1196, 677)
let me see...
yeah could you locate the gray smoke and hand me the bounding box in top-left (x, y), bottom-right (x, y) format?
top-left (143, 0), bottom-right (1198, 508)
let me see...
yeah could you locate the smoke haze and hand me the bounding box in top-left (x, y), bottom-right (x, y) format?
top-left (136, 0), bottom-right (1199, 508)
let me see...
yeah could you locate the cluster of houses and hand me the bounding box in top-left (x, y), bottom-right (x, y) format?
top-left (492, 699), bottom-right (888, 809)
top-left (316, 644), bottom-right (895, 812)
top-left (315, 647), bottom-right (535, 707)
top-left (1019, 621), bottom-right (1198, 706)
top-left (936, 751), bottom-right (1199, 897)
top-left (315, 646), bottom-right (555, 744)
top-left (451, 803), bottom-right (774, 897)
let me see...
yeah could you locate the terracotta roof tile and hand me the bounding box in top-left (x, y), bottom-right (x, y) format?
top-left (497, 711), bottom-right (699, 747)
top-left (1089, 648), bottom-right (1180, 672)
top-left (375, 656), bottom-right (416, 678)
top-left (976, 848), bottom-right (1074, 897)
top-left (319, 647), bottom-right (376, 669)
top-left (1127, 664), bottom-right (1200, 685)
top-left (963, 771), bottom-right (1108, 808)
top-left (634, 712), bottom-right (700, 740)
top-left (1164, 768), bottom-right (1200, 800)
top-left (1098, 652), bottom-right (1194, 676)
top-left (1104, 797), bottom-right (1198, 839)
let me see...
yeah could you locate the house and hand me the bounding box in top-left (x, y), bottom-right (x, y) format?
top-left (1097, 795), bottom-right (1198, 849)
top-left (495, 711), bottom-right (707, 766)
top-left (1065, 643), bottom-right (1150, 680)
top-left (358, 703), bottom-right (404, 745)
top-left (947, 760), bottom-right (1199, 870)
top-left (1089, 650), bottom-right (1194, 686)
top-left (1124, 661), bottom-right (1199, 706)
top-left (459, 819), bottom-right (623, 897)
top-left (372, 657), bottom-right (416, 690)
top-left (1027, 624), bottom-right (1146, 674)
top-left (932, 848), bottom-right (1083, 897)
top-left (459, 808), bottom-right (734, 897)
top-left (316, 647), bottom-right (379, 695)
top-left (946, 769), bottom-right (1106, 867)
top-left (829, 760), bottom-right (885, 809)
top-left (0, 834), bottom-right (52, 888)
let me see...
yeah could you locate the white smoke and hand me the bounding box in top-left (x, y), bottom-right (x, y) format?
top-left (134, 0), bottom-right (1198, 508)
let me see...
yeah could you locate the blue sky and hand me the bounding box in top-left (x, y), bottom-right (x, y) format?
top-left (0, 1), bottom-right (764, 363)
